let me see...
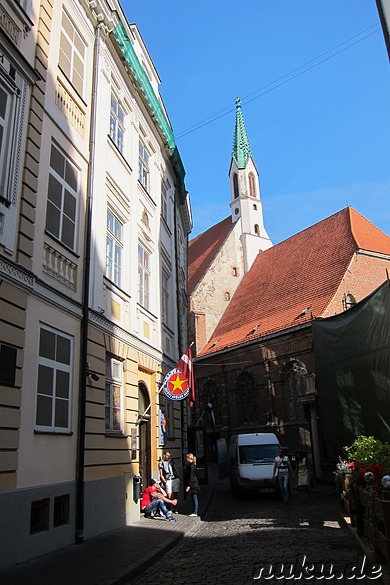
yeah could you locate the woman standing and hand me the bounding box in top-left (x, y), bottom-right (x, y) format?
top-left (184, 453), bottom-right (200, 517)
top-left (297, 451), bottom-right (310, 502)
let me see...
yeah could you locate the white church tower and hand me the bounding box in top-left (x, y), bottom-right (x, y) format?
top-left (229, 98), bottom-right (272, 272)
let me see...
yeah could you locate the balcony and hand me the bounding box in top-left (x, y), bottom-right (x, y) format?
top-left (43, 243), bottom-right (77, 290)
top-left (55, 78), bottom-right (85, 137)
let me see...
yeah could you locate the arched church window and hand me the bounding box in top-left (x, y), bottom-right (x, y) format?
top-left (237, 371), bottom-right (258, 423)
top-left (225, 292), bottom-right (230, 301)
top-left (254, 224), bottom-right (259, 235)
top-left (249, 173), bottom-right (256, 197)
top-left (233, 174), bottom-right (239, 199)
top-left (253, 204), bottom-right (257, 210)
top-left (203, 380), bottom-right (221, 428)
top-left (285, 363), bottom-right (307, 420)
top-left (232, 267), bottom-right (238, 277)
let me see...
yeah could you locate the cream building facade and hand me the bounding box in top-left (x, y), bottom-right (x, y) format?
top-left (0, 0), bottom-right (191, 567)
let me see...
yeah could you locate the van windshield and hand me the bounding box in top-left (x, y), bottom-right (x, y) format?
top-left (239, 444), bottom-right (279, 464)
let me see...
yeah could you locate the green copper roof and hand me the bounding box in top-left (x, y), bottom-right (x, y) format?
top-left (113, 22), bottom-right (186, 201)
top-left (232, 98), bottom-right (252, 169)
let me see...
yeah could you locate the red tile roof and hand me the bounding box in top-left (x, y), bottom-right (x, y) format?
top-left (198, 207), bottom-right (390, 357)
top-left (188, 216), bottom-right (233, 296)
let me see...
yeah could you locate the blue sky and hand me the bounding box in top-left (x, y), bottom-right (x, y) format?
top-left (123, 1), bottom-right (390, 244)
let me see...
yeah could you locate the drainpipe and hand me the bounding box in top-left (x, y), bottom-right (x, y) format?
top-left (173, 193), bottom-right (185, 462)
top-left (76, 23), bottom-right (101, 545)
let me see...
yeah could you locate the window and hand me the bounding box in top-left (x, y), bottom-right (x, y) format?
top-left (105, 357), bottom-right (123, 433)
top-left (254, 224), bottom-right (259, 235)
top-left (54, 494), bottom-right (70, 527)
top-left (225, 292), bottom-right (230, 301)
top-left (0, 63), bottom-right (24, 207)
top-left (138, 140), bottom-right (150, 191)
top-left (161, 181), bottom-right (168, 224)
top-left (59, 10), bottom-right (86, 97)
top-left (138, 243), bottom-right (150, 309)
top-left (203, 380), bottom-right (221, 428)
top-left (110, 92), bottom-right (125, 153)
top-left (343, 293), bottom-right (357, 311)
top-left (232, 267), bottom-right (238, 277)
top-left (233, 173), bottom-right (239, 199)
top-left (285, 363), bottom-right (306, 420)
top-left (106, 209), bottom-right (122, 287)
top-left (249, 172), bottom-right (256, 197)
top-left (36, 326), bottom-right (72, 431)
top-left (237, 372), bottom-right (258, 423)
top-left (45, 143), bottom-right (78, 251)
top-left (30, 498), bottom-right (50, 534)
top-left (162, 270), bottom-right (169, 325)
top-left (0, 84), bottom-right (12, 204)
top-left (0, 40), bottom-right (36, 252)
top-left (165, 399), bottom-right (174, 437)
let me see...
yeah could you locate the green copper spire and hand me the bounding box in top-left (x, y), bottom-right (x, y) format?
top-left (232, 98), bottom-right (252, 169)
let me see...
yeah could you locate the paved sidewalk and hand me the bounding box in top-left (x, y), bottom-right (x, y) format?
top-left (0, 471), bottom-right (219, 585)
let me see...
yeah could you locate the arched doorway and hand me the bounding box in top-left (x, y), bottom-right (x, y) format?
top-left (138, 382), bottom-right (151, 488)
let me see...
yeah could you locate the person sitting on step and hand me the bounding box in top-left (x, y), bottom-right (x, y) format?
top-left (140, 479), bottom-right (177, 521)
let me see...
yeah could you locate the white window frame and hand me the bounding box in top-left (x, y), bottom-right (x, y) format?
top-left (59, 9), bottom-right (86, 97)
top-left (45, 142), bottom-right (79, 251)
top-left (162, 270), bottom-right (169, 326)
top-left (110, 91), bottom-right (125, 154)
top-left (35, 325), bottom-right (73, 432)
top-left (161, 181), bottom-right (168, 225)
top-left (0, 78), bottom-right (15, 205)
top-left (106, 208), bottom-right (123, 287)
top-left (138, 242), bottom-right (150, 310)
top-left (105, 357), bottom-right (123, 433)
top-left (138, 140), bottom-right (150, 191)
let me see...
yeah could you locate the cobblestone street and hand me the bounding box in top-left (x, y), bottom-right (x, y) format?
top-left (128, 481), bottom-right (385, 585)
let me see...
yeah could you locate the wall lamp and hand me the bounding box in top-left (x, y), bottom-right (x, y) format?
top-left (87, 370), bottom-right (100, 382)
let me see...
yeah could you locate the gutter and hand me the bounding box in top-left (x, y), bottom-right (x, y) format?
top-left (195, 321), bottom-right (313, 363)
top-left (76, 23), bottom-right (101, 544)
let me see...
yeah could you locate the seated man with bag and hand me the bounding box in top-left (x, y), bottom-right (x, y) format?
top-left (140, 479), bottom-right (177, 521)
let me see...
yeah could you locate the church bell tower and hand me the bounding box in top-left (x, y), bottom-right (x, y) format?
top-left (229, 98), bottom-right (272, 272)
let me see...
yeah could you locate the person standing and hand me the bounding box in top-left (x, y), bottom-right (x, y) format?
top-left (159, 451), bottom-right (179, 512)
top-left (297, 451), bottom-right (310, 501)
top-left (272, 447), bottom-right (294, 504)
top-left (184, 453), bottom-right (200, 517)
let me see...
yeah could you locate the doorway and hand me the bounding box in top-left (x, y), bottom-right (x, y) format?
top-left (138, 382), bottom-right (151, 489)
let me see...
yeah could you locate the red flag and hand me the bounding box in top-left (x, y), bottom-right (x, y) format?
top-left (176, 345), bottom-right (195, 407)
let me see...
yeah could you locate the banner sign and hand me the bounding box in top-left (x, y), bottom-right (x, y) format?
top-left (162, 367), bottom-right (189, 401)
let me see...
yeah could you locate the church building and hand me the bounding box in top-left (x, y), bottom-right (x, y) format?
top-left (188, 101), bottom-right (390, 479)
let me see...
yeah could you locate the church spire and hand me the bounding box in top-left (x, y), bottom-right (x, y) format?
top-left (232, 98), bottom-right (252, 169)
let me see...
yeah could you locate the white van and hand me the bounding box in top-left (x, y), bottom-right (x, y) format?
top-left (229, 433), bottom-right (280, 495)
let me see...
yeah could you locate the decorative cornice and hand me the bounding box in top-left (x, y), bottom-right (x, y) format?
top-left (0, 256), bottom-right (34, 287)
top-left (89, 310), bottom-right (164, 364)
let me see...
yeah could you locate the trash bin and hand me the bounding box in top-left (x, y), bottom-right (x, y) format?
top-left (133, 474), bottom-right (142, 502)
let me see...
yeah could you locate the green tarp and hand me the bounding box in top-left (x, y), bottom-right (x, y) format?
top-left (312, 281), bottom-right (390, 463)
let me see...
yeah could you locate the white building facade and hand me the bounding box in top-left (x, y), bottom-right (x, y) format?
top-left (0, 0), bottom-right (191, 567)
